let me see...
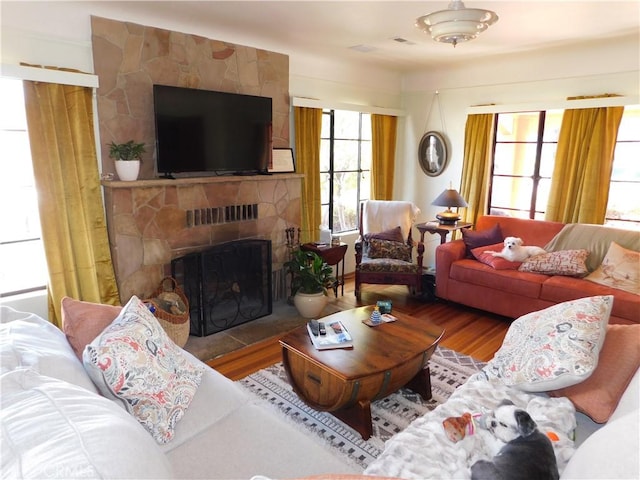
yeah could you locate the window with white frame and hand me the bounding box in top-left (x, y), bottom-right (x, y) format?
top-left (489, 105), bottom-right (640, 229)
top-left (0, 77), bottom-right (47, 297)
top-left (320, 109), bottom-right (371, 234)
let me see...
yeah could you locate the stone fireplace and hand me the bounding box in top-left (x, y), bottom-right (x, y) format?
top-left (102, 175), bottom-right (301, 304)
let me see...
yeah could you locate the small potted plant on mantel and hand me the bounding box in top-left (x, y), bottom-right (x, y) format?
top-left (108, 140), bottom-right (146, 181)
top-left (285, 249), bottom-right (335, 318)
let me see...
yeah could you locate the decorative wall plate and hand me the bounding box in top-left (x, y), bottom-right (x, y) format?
top-left (418, 131), bottom-right (448, 177)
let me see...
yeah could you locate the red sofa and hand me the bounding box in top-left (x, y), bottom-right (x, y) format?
top-left (435, 215), bottom-right (639, 325)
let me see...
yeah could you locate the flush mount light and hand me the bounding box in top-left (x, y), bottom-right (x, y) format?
top-left (415, 0), bottom-right (498, 47)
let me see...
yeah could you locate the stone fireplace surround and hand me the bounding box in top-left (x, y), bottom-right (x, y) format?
top-left (91, 16), bottom-right (298, 303)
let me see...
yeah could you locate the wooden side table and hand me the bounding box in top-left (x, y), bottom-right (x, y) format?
top-left (300, 242), bottom-right (348, 296)
top-left (416, 221), bottom-right (473, 245)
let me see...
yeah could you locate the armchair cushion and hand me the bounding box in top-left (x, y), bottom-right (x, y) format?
top-left (366, 239), bottom-right (412, 262)
top-left (364, 226), bottom-right (404, 243)
top-left (359, 258), bottom-right (421, 274)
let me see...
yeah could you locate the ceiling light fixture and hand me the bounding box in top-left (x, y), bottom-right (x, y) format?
top-left (415, 0), bottom-right (498, 47)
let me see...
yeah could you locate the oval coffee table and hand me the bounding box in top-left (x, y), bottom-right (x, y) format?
top-left (279, 306), bottom-right (444, 439)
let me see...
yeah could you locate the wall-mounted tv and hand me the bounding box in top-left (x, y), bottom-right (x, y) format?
top-left (153, 85), bottom-right (272, 177)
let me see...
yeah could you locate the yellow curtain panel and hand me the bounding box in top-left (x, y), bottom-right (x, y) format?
top-left (23, 80), bottom-right (120, 326)
top-left (546, 106), bottom-right (624, 224)
top-left (371, 114), bottom-right (398, 200)
top-left (459, 113), bottom-right (495, 225)
top-left (294, 106), bottom-right (323, 244)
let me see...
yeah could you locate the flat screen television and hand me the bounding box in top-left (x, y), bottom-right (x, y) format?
top-left (153, 85), bottom-right (272, 176)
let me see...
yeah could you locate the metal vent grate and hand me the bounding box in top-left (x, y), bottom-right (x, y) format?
top-left (186, 203), bottom-right (258, 227)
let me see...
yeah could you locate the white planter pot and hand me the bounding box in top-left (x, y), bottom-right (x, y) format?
top-left (293, 291), bottom-right (328, 319)
top-left (114, 160), bottom-right (140, 181)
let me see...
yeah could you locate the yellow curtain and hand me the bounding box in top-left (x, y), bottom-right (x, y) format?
top-left (294, 106), bottom-right (323, 244)
top-left (23, 80), bottom-right (120, 326)
top-left (459, 114), bottom-right (495, 225)
top-left (546, 106), bottom-right (624, 223)
top-left (371, 114), bottom-right (398, 200)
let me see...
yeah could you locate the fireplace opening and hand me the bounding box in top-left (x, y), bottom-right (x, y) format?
top-left (171, 239), bottom-right (272, 336)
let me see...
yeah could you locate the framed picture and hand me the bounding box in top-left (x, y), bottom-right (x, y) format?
top-left (418, 131), bottom-right (448, 177)
top-left (269, 147), bottom-right (296, 173)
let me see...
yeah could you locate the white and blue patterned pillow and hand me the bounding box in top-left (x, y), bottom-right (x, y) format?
top-left (83, 295), bottom-right (203, 444)
top-left (479, 295), bottom-right (613, 392)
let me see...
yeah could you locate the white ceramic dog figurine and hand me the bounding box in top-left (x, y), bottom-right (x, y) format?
top-left (485, 236), bottom-right (546, 262)
top-left (471, 401), bottom-right (559, 480)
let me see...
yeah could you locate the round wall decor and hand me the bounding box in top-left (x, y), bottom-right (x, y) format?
top-left (418, 131), bottom-right (448, 177)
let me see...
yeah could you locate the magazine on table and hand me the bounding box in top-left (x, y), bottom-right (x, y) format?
top-left (306, 320), bottom-right (353, 350)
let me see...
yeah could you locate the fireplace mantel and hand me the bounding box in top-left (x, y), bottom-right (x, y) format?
top-left (102, 174), bottom-right (302, 303)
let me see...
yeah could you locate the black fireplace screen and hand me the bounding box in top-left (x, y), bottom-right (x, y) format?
top-left (171, 239), bottom-right (272, 336)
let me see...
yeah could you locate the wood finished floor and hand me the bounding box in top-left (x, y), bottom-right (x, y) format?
top-left (207, 274), bottom-right (512, 380)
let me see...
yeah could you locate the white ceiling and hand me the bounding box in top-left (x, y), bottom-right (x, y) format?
top-left (100, 1), bottom-right (640, 73)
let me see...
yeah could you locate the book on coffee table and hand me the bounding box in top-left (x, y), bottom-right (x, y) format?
top-left (306, 320), bottom-right (353, 350)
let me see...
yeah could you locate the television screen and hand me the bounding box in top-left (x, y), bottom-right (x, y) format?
top-left (153, 85), bottom-right (272, 176)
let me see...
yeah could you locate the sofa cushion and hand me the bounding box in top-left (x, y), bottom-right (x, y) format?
top-left (0, 368), bottom-right (172, 479)
top-left (544, 223), bottom-right (640, 272)
top-left (540, 275), bottom-right (640, 324)
top-left (475, 216), bottom-right (564, 247)
top-left (0, 306), bottom-right (98, 393)
top-left (61, 297), bottom-right (122, 360)
top-left (83, 296), bottom-right (204, 444)
top-left (518, 249), bottom-right (590, 277)
top-left (549, 324), bottom-right (640, 423)
top-left (450, 259), bottom-right (546, 299)
top-left (480, 296), bottom-right (613, 392)
top-left (461, 223), bottom-right (503, 257)
top-left (471, 243), bottom-right (522, 270)
top-left (585, 241), bottom-right (640, 295)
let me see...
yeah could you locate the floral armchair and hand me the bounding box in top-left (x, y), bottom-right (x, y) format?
top-left (354, 200), bottom-right (424, 298)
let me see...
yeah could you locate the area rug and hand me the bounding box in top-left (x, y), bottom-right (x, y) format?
top-left (237, 346), bottom-right (486, 469)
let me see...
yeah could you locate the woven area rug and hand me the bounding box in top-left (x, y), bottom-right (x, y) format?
top-left (238, 346), bottom-right (486, 469)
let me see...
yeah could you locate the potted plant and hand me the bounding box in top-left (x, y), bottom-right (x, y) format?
top-left (285, 249), bottom-right (336, 318)
top-left (108, 140), bottom-right (146, 181)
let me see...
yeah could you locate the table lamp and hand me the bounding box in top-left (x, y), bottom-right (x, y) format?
top-left (432, 184), bottom-right (468, 225)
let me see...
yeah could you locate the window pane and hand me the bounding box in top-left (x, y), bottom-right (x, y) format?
top-left (539, 144), bottom-right (556, 177)
top-left (496, 112), bottom-right (540, 142)
top-left (320, 172), bottom-right (330, 204)
top-left (535, 178), bottom-right (551, 213)
top-left (321, 113), bottom-right (331, 138)
top-left (361, 114), bottom-right (372, 141)
top-left (0, 240), bottom-right (47, 295)
top-left (617, 105), bottom-right (640, 141)
top-left (491, 177), bottom-right (533, 211)
top-left (607, 182), bottom-right (640, 222)
top-left (360, 171), bottom-right (371, 203)
top-left (542, 110), bottom-right (563, 142)
top-left (333, 139), bottom-right (359, 171)
top-left (319, 139), bottom-right (331, 171)
top-left (0, 78), bottom-right (27, 129)
top-left (360, 140), bottom-right (372, 170)
top-left (493, 144), bottom-right (537, 176)
top-left (334, 110), bottom-right (360, 138)
top-left (612, 143), bottom-right (640, 181)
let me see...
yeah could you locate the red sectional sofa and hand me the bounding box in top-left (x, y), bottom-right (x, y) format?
top-left (435, 215), bottom-right (639, 325)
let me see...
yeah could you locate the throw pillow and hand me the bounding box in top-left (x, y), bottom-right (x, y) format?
top-left (83, 295), bottom-right (204, 444)
top-left (366, 238), bottom-right (412, 262)
top-left (471, 243), bottom-right (522, 270)
top-left (549, 324), bottom-right (640, 423)
top-left (364, 225), bottom-right (404, 243)
top-left (61, 296), bottom-right (122, 360)
top-left (479, 295), bottom-right (613, 392)
top-left (585, 242), bottom-right (640, 295)
top-left (461, 224), bottom-right (503, 258)
top-left (518, 249), bottom-right (589, 277)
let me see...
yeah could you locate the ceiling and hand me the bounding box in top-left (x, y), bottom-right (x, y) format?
top-left (109, 1), bottom-right (640, 73)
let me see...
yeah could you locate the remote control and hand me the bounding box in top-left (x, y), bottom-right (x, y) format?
top-left (308, 319), bottom-right (320, 336)
top-left (318, 322), bottom-right (326, 336)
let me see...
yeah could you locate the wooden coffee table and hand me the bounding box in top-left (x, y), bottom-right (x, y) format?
top-left (279, 306), bottom-right (444, 439)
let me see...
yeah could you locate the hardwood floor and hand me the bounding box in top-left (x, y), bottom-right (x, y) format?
top-left (207, 274), bottom-right (512, 380)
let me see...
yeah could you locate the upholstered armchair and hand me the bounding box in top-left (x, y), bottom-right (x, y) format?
top-left (354, 200), bottom-right (424, 298)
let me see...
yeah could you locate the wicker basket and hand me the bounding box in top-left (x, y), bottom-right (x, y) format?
top-left (145, 277), bottom-right (190, 348)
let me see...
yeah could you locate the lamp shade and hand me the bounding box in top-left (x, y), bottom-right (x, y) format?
top-left (432, 188), bottom-right (468, 208)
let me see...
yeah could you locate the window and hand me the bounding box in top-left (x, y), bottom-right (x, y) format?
top-left (0, 77), bottom-right (47, 297)
top-left (320, 110), bottom-right (371, 234)
top-left (489, 106), bottom-right (640, 229)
